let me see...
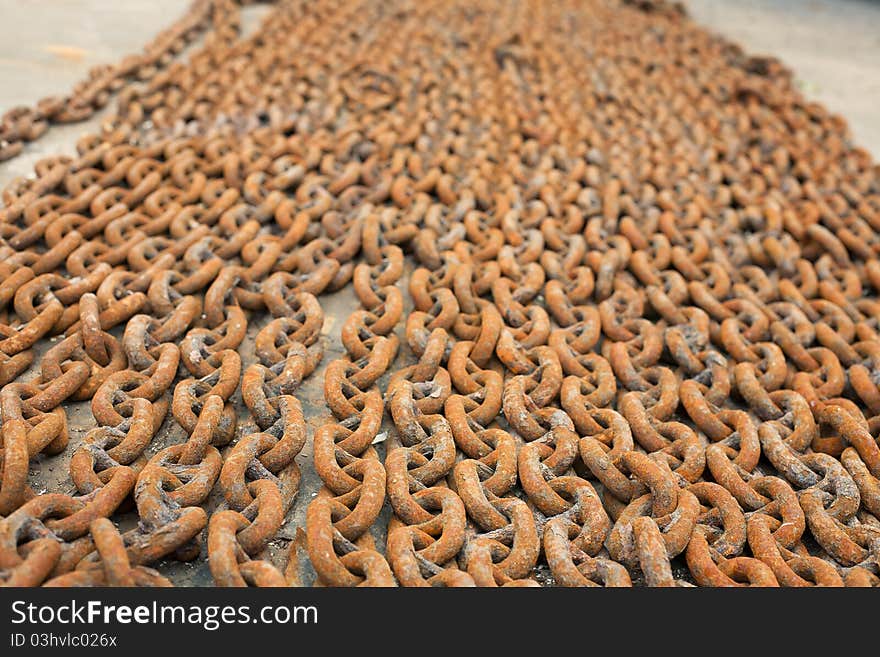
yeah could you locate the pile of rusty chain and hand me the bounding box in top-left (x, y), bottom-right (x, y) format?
top-left (1, 0), bottom-right (880, 587)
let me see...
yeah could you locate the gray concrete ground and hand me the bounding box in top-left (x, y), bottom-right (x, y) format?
top-left (0, 0), bottom-right (878, 585)
top-left (0, 1), bottom-right (183, 108)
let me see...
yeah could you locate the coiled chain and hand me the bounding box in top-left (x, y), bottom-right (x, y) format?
top-left (1, 0), bottom-right (879, 587)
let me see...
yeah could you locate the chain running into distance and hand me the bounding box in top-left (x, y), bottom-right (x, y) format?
top-left (1, 0), bottom-right (879, 587)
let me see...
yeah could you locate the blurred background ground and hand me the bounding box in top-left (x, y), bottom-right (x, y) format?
top-left (686, 0), bottom-right (880, 157)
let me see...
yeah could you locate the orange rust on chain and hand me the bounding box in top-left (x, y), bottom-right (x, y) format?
top-left (1, 0), bottom-right (880, 588)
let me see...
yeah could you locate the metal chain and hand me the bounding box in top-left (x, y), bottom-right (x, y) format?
top-left (1, 0), bottom-right (880, 587)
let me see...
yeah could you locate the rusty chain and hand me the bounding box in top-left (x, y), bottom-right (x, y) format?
top-left (1, 0), bottom-right (880, 587)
